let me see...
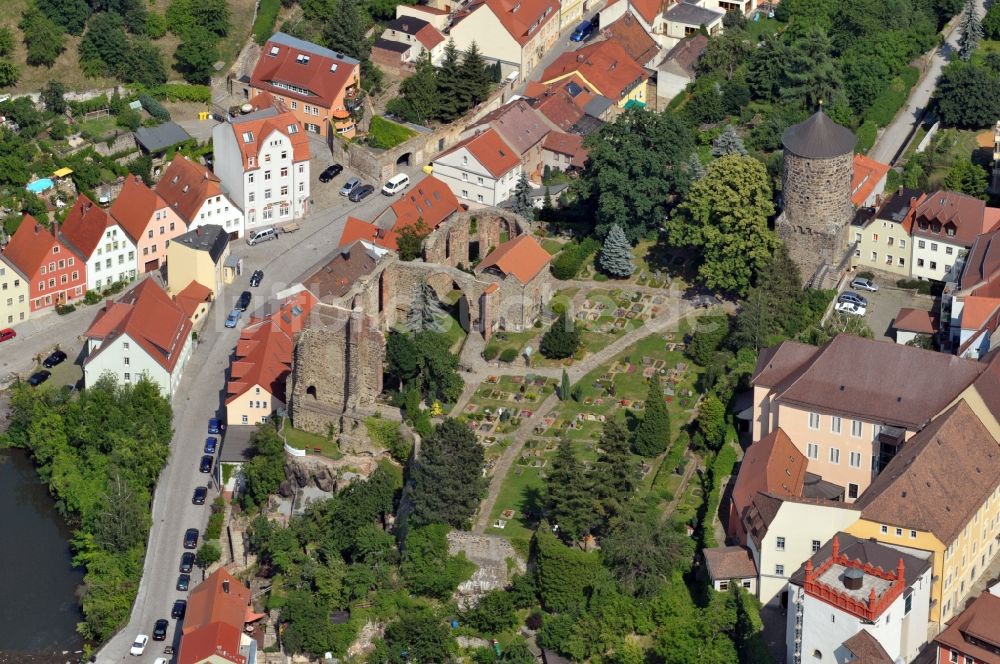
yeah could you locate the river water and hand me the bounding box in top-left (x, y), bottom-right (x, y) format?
top-left (0, 448), bottom-right (85, 662)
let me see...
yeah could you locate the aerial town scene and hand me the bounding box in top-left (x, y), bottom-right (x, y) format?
top-left (3, 0), bottom-right (1000, 662)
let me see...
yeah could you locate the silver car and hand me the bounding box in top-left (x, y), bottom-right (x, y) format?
top-left (339, 177), bottom-right (361, 196)
top-left (850, 277), bottom-right (878, 292)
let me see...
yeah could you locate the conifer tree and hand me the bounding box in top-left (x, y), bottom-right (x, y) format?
top-left (540, 312), bottom-right (580, 359)
top-left (593, 418), bottom-right (638, 518)
top-left (459, 42), bottom-right (491, 106)
top-left (711, 125), bottom-right (748, 157)
top-left (687, 152), bottom-right (707, 180)
top-left (436, 39), bottom-right (464, 120)
top-left (545, 436), bottom-right (594, 544)
top-left (633, 378), bottom-right (671, 456)
top-left (959, 0), bottom-right (983, 61)
top-left (512, 172), bottom-right (533, 218)
top-left (598, 224), bottom-right (636, 278)
top-left (407, 283), bottom-right (446, 333)
top-left (560, 369), bottom-right (571, 401)
top-left (781, 25), bottom-right (843, 109)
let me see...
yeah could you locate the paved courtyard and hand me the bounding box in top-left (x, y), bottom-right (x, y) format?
top-left (839, 279), bottom-right (937, 342)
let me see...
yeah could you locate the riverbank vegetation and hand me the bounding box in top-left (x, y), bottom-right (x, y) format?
top-left (1, 375), bottom-right (172, 643)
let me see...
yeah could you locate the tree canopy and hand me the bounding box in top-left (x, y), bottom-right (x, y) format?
top-left (409, 418), bottom-right (487, 528)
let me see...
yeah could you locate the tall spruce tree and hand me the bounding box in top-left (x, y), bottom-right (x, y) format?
top-left (407, 282), bottom-right (446, 333)
top-left (436, 39), bottom-right (465, 121)
top-left (593, 418), bottom-right (638, 519)
top-left (325, 0), bottom-right (368, 61)
top-left (545, 436), bottom-right (594, 544)
top-left (560, 369), bottom-right (571, 401)
top-left (687, 152), bottom-right (707, 180)
top-left (512, 172), bottom-right (533, 218)
top-left (459, 42), bottom-right (491, 106)
top-left (633, 378), bottom-right (671, 456)
top-left (410, 418), bottom-right (487, 528)
top-left (598, 224), bottom-right (636, 278)
top-left (540, 312), bottom-right (580, 359)
top-left (388, 51), bottom-right (440, 123)
top-left (959, 0), bottom-right (983, 61)
top-left (781, 25), bottom-right (843, 109)
top-left (711, 125), bottom-right (748, 157)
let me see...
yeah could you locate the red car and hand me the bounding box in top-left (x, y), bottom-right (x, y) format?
top-left (0, 328), bottom-right (15, 342)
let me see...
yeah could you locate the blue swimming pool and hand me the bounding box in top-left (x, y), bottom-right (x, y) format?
top-left (26, 178), bottom-right (54, 194)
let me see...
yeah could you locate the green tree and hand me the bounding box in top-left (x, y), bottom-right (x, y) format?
top-left (546, 437), bottom-right (595, 544)
top-left (633, 378), bottom-right (671, 457)
top-left (697, 31), bottom-right (753, 80)
top-left (79, 12), bottom-right (129, 78)
top-left (582, 108), bottom-right (695, 241)
top-left (93, 471), bottom-right (149, 553)
top-left (531, 525), bottom-right (602, 611)
top-left (145, 11), bottom-right (167, 38)
top-left (20, 8), bottom-right (67, 67)
top-left (945, 157), bottom-right (989, 199)
top-left (406, 282), bottom-right (446, 333)
top-left (461, 588), bottom-right (517, 634)
top-left (241, 426), bottom-right (287, 508)
top-left (396, 218), bottom-right (428, 261)
top-left (376, 607), bottom-right (456, 664)
top-left (598, 223), bottom-right (636, 278)
top-left (697, 394), bottom-right (727, 449)
top-left (781, 24), bottom-right (843, 110)
top-left (174, 28), bottom-right (219, 84)
top-left (196, 541), bottom-right (222, 567)
top-left (125, 38), bottom-right (168, 87)
top-left (592, 418), bottom-right (638, 517)
top-left (747, 32), bottom-right (783, 100)
top-left (42, 79), bottom-right (66, 114)
top-left (985, 0), bottom-right (1000, 38)
top-left (540, 311), bottom-right (580, 359)
top-left (560, 368), bottom-right (571, 401)
top-left (711, 125), bottom-right (747, 157)
top-left (386, 329), bottom-right (420, 390)
top-left (39, 0), bottom-right (91, 34)
top-left (668, 155), bottom-right (778, 296)
top-left (436, 39), bottom-right (465, 120)
top-left (459, 41), bottom-right (491, 106)
top-left (958, 0), bottom-right (983, 60)
top-left (512, 172), bottom-right (533, 218)
top-left (601, 513), bottom-right (694, 597)
top-left (935, 61), bottom-right (1000, 128)
top-left (0, 60), bottom-right (19, 88)
top-left (325, 0), bottom-right (368, 60)
top-left (400, 524), bottom-right (475, 599)
top-left (410, 418), bottom-right (487, 528)
top-left (0, 27), bottom-right (14, 57)
top-left (386, 51), bottom-right (439, 124)
top-left (687, 152), bottom-right (706, 180)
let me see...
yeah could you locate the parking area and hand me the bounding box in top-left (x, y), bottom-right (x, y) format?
top-left (839, 278), bottom-right (937, 342)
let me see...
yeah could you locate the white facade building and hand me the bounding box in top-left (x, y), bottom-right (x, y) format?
top-left (59, 195), bottom-right (137, 292)
top-left (155, 155), bottom-right (245, 240)
top-left (432, 129), bottom-right (522, 208)
top-left (212, 105), bottom-right (311, 233)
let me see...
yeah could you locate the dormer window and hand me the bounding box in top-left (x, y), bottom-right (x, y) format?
top-left (296, 54), bottom-right (310, 64)
top-left (242, 131), bottom-right (254, 143)
top-left (171, 175), bottom-right (180, 184)
top-left (946, 225), bottom-right (956, 237)
top-left (269, 46), bottom-right (280, 56)
top-left (182, 185), bottom-right (190, 193)
top-left (287, 124), bottom-right (298, 134)
top-left (330, 63), bottom-right (338, 72)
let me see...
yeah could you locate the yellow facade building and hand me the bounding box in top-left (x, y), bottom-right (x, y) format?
top-left (165, 224), bottom-right (230, 299)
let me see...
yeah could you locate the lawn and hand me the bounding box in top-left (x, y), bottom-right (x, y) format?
top-left (283, 422), bottom-right (342, 459)
top-left (541, 238), bottom-right (565, 255)
top-left (367, 116), bottom-right (417, 149)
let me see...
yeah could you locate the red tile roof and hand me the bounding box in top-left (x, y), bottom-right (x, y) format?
top-left (602, 13), bottom-right (660, 66)
top-left (472, 100), bottom-right (552, 156)
top-left (912, 190), bottom-right (987, 246)
top-left (892, 307), bottom-right (937, 334)
top-left (111, 176), bottom-right (172, 244)
top-left (477, 234), bottom-right (551, 283)
top-left (435, 129), bottom-right (520, 178)
top-left (60, 194), bottom-right (116, 259)
top-left (703, 546), bottom-right (758, 581)
top-left (985, 207), bottom-right (1000, 233)
top-left (628, 0), bottom-right (665, 25)
top-left (415, 23), bottom-right (445, 49)
top-left (731, 428), bottom-right (807, 525)
top-left (484, 0), bottom-right (559, 46)
top-left (526, 82), bottom-right (585, 131)
top-left (154, 155), bottom-right (226, 225)
top-left (2, 215), bottom-right (64, 277)
top-left (179, 568), bottom-right (253, 664)
top-left (227, 319), bottom-right (294, 404)
top-left (339, 216), bottom-right (400, 251)
top-left (178, 621), bottom-right (245, 664)
top-left (84, 280), bottom-right (192, 373)
top-left (542, 131), bottom-right (588, 167)
top-left (851, 154), bottom-right (890, 208)
top-left (228, 107), bottom-right (310, 170)
top-left (960, 295), bottom-right (1000, 331)
top-left (174, 280), bottom-right (213, 318)
top-left (251, 33), bottom-right (360, 109)
top-left (251, 287), bottom-right (318, 338)
top-left (935, 592), bottom-right (1000, 664)
top-left (541, 40), bottom-right (648, 101)
top-left (379, 175), bottom-right (461, 233)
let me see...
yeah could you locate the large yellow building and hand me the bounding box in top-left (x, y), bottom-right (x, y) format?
top-left (165, 224), bottom-right (230, 299)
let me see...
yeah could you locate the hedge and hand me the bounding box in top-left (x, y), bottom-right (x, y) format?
top-left (483, 344), bottom-right (500, 361)
top-left (252, 0), bottom-right (281, 45)
top-left (551, 237), bottom-right (600, 280)
top-left (69, 94), bottom-right (110, 115)
top-left (139, 95), bottom-right (170, 121)
top-left (856, 120), bottom-right (877, 154)
top-left (499, 347), bottom-right (518, 363)
top-left (147, 84), bottom-right (212, 103)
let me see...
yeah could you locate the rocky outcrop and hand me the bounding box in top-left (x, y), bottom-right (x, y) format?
top-left (283, 454), bottom-right (384, 493)
top-left (447, 531), bottom-right (527, 608)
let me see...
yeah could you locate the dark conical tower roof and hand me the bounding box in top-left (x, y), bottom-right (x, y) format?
top-left (781, 110), bottom-right (857, 159)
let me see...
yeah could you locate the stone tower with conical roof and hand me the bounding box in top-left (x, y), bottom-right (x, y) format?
top-left (777, 110), bottom-right (857, 287)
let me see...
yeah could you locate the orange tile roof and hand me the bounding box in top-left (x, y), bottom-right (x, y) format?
top-left (382, 175), bottom-right (461, 232)
top-left (730, 428), bottom-right (807, 526)
top-left (226, 319), bottom-right (294, 404)
top-left (60, 194), bottom-right (116, 259)
top-left (526, 82), bottom-right (586, 131)
top-left (985, 207), bottom-right (1000, 233)
top-left (435, 129), bottom-right (520, 178)
top-left (484, 0), bottom-right (559, 46)
top-left (851, 154), bottom-right (890, 208)
top-left (251, 33), bottom-right (359, 109)
top-left (541, 40), bottom-right (648, 101)
top-left (229, 107), bottom-right (310, 170)
top-left (893, 307), bottom-right (937, 334)
top-left (111, 176), bottom-right (172, 244)
top-left (84, 280), bottom-right (192, 373)
top-left (961, 295), bottom-right (1000, 331)
top-left (179, 568), bottom-right (251, 664)
top-left (628, 0), bottom-right (665, 25)
top-left (178, 621), bottom-right (245, 664)
top-left (603, 13), bottom-right (660, 66)
top-left (339, 216), bottom-right (400, 251)
top-left (2, 215), bottom-right (62, 277)
top-left (174, 280), bottom-right (213, 318)
top-left (912, 190), bottom-right (987, 246)
top-left (542, 131), bottom-right (588, 167)
top-left (477, 234), bottom-right (551, 283)
top-left (154, 155), bottom-right (227, 225)
top-left (415, 22), bottom-right (445, 49)
top-left (255, 288), bottom-right (318, 338)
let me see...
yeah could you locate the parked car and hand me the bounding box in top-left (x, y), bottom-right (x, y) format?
top-left (180, 552), bottom-right (195, 573)
top-left (0, 328), bottom-right (15, 342)
top-left (152, 619), bottom-right (169, 641)
top-left (237, 291), bottom-right (252, 311)
top-left (199, 455), bottom-right (213, 474)
top-left (225, 308), bottom-right (241, 328)
top-left (130, 635), bottom-right (149, 656)
top-left (176, 573), bottom-right (191, 591)
top-left (204, 436), bottom-right (218, 454)
top-left (835, 301), bottom-right (867, 316)
top-left (320, 164), bottom-right (344, 182)
top-left (850, 277), bottom-right (879, 292)
top-left (249, 269), bottom-right (264, 287)
top-left (349, 184), bottom-right (375, 202)
top-left (171, 599), bottom-right (187, 619)
top-left (27, 370), bottom-right (51, 386)
top-left (43, 350), bottom-right (67, 368)
top-left (339, 177), bottom-right (361, 196)
top-left (838, 291), bottom-right (868, 307)
top-left (208, 418), bottom-right (221, 435)
top-left (192, 486), bottom-right (208, 505)
top-left (570, 19), bottom-right (595, 41)
top-left (183, 528), bottom-right (199, 549)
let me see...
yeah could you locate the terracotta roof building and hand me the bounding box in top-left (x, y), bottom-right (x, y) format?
top-left (851, 154), bottom-right (890, 208)
top-left (301, 240), bottom-right (388, 302)
top-left (541, 131), bottom-right (588, 171)
top-left (540, 40), bottom-right (648, 108)
top-left (250, 32), bottom-right (362, 138)
top-left (466, 100), bottom-right (554, 179)
top-left (703, 546), bottom-right (758, 593)
top-left (655, 34), bottom-right (707, 105)
top-left (432, 129), bottom-right (523, 207)
top-left (448, 0), bottom-right (560, 76)
top-left (339, 217), bottom-right (401, 251)
top-left (373, 174), bottom-right (461, 235)
top-left (154, 155), bottom-right (244, 238)
top-left (2, 215), bottom-right (87, 314)
top-left (60, 193), bottom-right (138, 292)
top-left (934, 591), bottom-right (1000, 664)
top-left (602, 12), bottom-right (661, 67)
top-left (82, 279), bottom-right (193, 398)
top-left (178, 568), bottom-right (263, 664)
top-left (475, 233), bottom-right (553, 334)
top-left (477, 234), bottom-right (551, 283)
top-left (110, 175), bottom-right (186, 274)
top-left (892, 307), bottom-right (937, 345)
top-left (911, 190), bottom-right (987, 281)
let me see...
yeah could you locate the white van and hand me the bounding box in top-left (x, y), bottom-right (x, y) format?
top-left (246, 227), bottom-right (277, 246)
top-left (382, 173), bottom-right (410, 196)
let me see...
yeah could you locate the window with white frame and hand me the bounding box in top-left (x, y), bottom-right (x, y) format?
top-left (829, 447), bottom-right (840, 464)
top-left (831, 416), bottom-right (841, 434)
top-left (809, 412), bottom-right (820, 429)
top-left (806, 443), bottom-right (819, 459)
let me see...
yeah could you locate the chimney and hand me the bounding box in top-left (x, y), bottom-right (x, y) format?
top-left (843, 567), bottom-right (864, 591)
top-left (577, 53), bottom-right (586, 62)
top-left (223, 579), bottom-right (230, 594)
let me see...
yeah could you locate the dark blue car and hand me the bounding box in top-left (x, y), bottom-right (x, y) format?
top-left (208, 418), bottom-right (221, 434)
top-left (204, 437), bottom-right (218, 454)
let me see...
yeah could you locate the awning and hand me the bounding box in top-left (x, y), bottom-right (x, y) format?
top-left (245, 609), bottom-right (266, 623)
top-left (623, 99), bottom-right (647, 110)
top-left (53, 167), bottom-right (73, 177)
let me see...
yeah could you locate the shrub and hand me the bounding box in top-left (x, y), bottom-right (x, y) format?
top-left (147, 83), bottom-right (212, 103)
top-left (483, 344), bottom-right (500, 361)
top-left (499, 347), bottom-right (518, 363)
top-left (252, 0), bottom-right (281, 44)
top-left (863, 67), bottom-right (920, 128)
top-left (55, 302), bottom-right (76, 315)
top-left (205, 511), bottom-right (224, 540)
top-left (856, 271), bottom-right (875, 280)
top-left (855, 120), bottom-right (877, 153)
top-left (84, 290), bottom-right (103, 305)
top-left (551, 237), bottom-right (600, 280)
top-left (367, 116), bottom-right (416, 149)
top-left (69, 94), bottom-right (110, 116)
top-left (145, 12), bottom-right (167, 39)
top-left (139, 95), bottom-right (170, 121)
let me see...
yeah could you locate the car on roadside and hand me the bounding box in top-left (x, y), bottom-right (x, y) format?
top-left (208, 418), bottom-right (221, 434)
top-left (835, 301), bottom-right (867, 316)
top-left (176, 573), bottom-right (191, 591)
top-left (192, 486), bottom-right (208, 505)
top-left (319, 164), bottom-right (344, 182)
top-left (225, 308), bottom-right (241, 328)
top-left (850, 277), bottom-right (879, 292)
top-left (349, 184), bottom-right (375, 202)
top-left (249, 269), bottom-right (264, 287)
top-left (42, 350), bottom-right (67, 368)
top-left (152, 619), bottom-right (169, 641)
top-left (339, 177), bottom-right (361, 196)
top-left (237, 291), bottom-right (252, 311)
top-left (204, 437), bottom-right (218, 454)
top-left (180, 551), bottom-right (195, 573)
top-left (199, 455), bottom-right (213, 474)
top-left (838, 291), bottom-right (868, 307)
top-left (184, 528), bottom-right (199, 549)
top-left (130, 634), bottom-right (149, 656)
top-left (0, 328), bottom-right (15, 342)
top-left (171, 599), bottom-right (187, 619)
top-left (27, 370), bottom-right (51, 386)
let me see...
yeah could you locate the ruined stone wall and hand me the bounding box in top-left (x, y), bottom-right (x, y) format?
top-left (478, 266), bottom-right (554, 332)
top-left (778, 150), bottom-right (854, 285)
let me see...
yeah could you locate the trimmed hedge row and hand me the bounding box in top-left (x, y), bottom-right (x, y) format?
top-left (551, 237), bottom-right (600, 280)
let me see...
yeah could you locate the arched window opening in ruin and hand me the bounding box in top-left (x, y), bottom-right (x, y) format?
top-left (306, 385), bottom-right (317, 399)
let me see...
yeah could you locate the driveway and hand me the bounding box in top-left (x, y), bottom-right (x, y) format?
top-left (839, 281), bottom-right (937, 342)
